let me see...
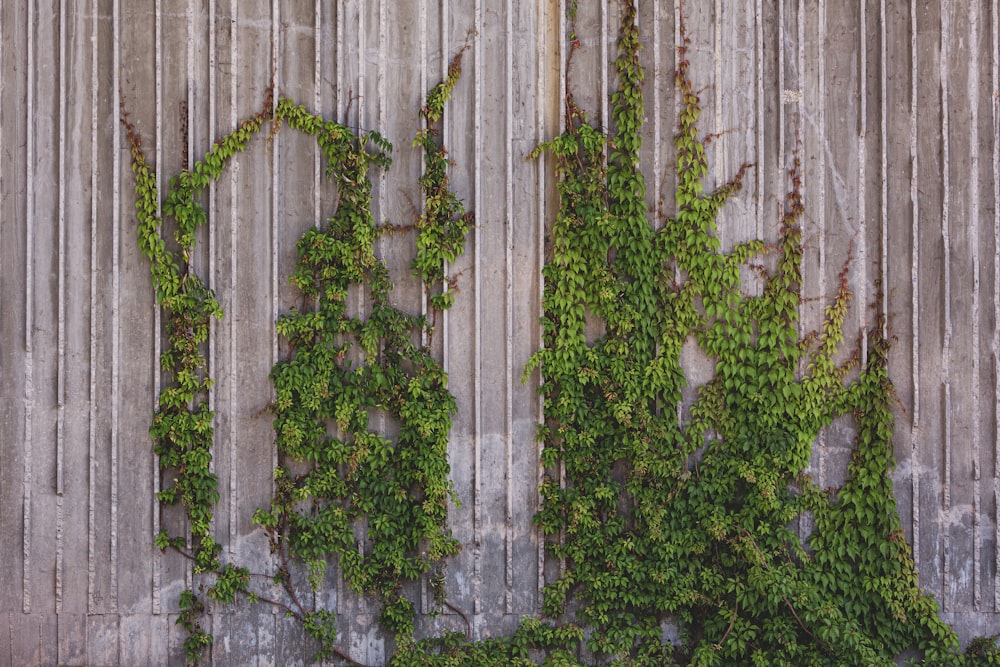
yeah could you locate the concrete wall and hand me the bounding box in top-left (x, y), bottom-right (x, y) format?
top-left (1, 1), bottom-right (998, 664)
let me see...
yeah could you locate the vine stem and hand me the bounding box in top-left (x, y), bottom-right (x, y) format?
top-left (737, 527), bottom-right (833, 655)
top-left (442, 599), bottom-right (472, 639)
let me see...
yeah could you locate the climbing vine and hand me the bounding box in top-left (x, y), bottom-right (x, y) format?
top-left (122, 3), bottom-right (1000, 665)
top-left (124, 48), bottom-right (473, 664)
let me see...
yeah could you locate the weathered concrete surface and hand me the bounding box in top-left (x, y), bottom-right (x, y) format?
top-left (1, 1), bottom-right (998, 664)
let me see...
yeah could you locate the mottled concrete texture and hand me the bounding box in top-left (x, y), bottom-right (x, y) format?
top-left (1, 1), bottom-right (998, 664)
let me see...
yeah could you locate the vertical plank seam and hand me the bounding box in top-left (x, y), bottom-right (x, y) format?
top-left (858, 0), bottom-right (868, 365)
top-left (336, 1), bottom-right (344, 119)
top-left (909, 0), bottom-right (921, 573)
top-left (600, 0), bottom-right (608, 131)
top-left (778, 0), bottom-right (785, 178)
top-left (652, 0), bottom-right (661, 217)
top-left (23, 0), bottom-right (35, 616)
top-left (315, 0), bottom-right (322, 230)
top-left (714, 0), bottom-right (723, 248)
top-left (228, 0), bottom-right (238, 561)
top-left (376, 0), bottom-right (388, 639)
top-left (559, 0), bottom-right (568, 594)
top-left (536, 0), bottom-right (549, 612)
top-left (504, 0), bottom-right (515, 617)
top-left (754, 0), bottom-right (763, 239)
top-left (111, 0), bottom-right (122, 613)
top-left (184, 0), bottom-right (195, 591)
top-left (879, 0), bottom-right (888, 332)
top-left (56, 0), bottom-right (68, 617)
top-left (271, 0), bottom-right (282, 621)
top-left (418, 1), bottom-right (430, 613)
top-left (89, 0), bottom-right (101, 619)
top-left (969, 0), bottom-right (982, 612)
top-left (992, 0), bottom-right (1000, 613)
top-left (111, 0), bottom-right (122, 612)
top-left (473, 0), bottom-right (483, 631)
top-left (208, 0), bottom-right (218, 517)
top-left (333, 0), bottom-right (345, 615)
top-left (313, 0), bottom-right (323, 618)
top-left (152, 0), bottom-right (164, 614)
top-left (353, 0), bottom-right (366, 623)
top-left (815, 0), bottom-right (827, 491)
top-left (440, 0), bottom-right (450, 373)
top-left (941, 0), bottom-right (953, 610)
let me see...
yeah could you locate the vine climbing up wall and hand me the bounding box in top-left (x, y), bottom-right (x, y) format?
top-left (118, 2), bottom-right (998, 665)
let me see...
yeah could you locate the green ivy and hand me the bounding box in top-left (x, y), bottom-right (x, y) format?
top-left (519, 3), bottom-right (969, 665)
top-left (124, 49), bottom-right (472, 664)
top-left (123, 4), bottom-right (986, 664)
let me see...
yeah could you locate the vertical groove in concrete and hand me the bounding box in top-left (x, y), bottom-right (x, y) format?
top-left (418, 0), bottom-right (429, 358)
top-left (111, 0), bottom-right (122, 612)
top-left (271, 1), bottom-right (281, 597)
top-left (858, 0), bottom-right (868, 365)
top-left (444, 0), bottom-right (453, 368)
top-left (183, 1), bottom-right (195, 591)
top-left (793, 0), bottom-right (803, 344)
top-left (600, 0), bottom-right (608, 130)
top-left (878, 0), bottom-right (888, 331)
top-left (472, 0), bottom-right (483, 627)
top-left (88, 0), bottom-right (101, 619)
top-left (208, 0), bottom-right (218, 478)
top-left (777, 0), bottom-right (784, 179)
top-left (57, 0), bottom-right (67, 501)
top-left (713, 0), bottom-right (723, 248)
top-left (271, 0), bottom-right (280, 391)
top-left (152, 0), bottom-right (164, 612)
top-left (23, 0), bottom-right (34, 616)
top-left (556, 0), bottom-right (570, 585)
top-left (504, 0), bottom-right (515, 616)
top-left (818, 0), bottom-right (826, 331)
top-left (988, 0), bottom-right (999, 614)
top-left (909, 0), bottom-right (921, 573)
top-left (55, 0), bottom-right (67, 617)
top-left (336, 1), bottom-right (344, 119)
top-left (314, 0), bottom-right (322, 231)
top-left (652, 0), bottom-right (661, 217)
top-left (227, 0), bottom-right (238, 562)
top-left (536, 0), bottom-right (548, 610)
top-left (813, 0), bottom-right (828, 508)
top-left (419, 0), bottom-right (429, 616)
top-left (941, 0), bottom-right (953, 610)
top-left (968, 0), bottom-right (982, 612)
top-left (754, 0), bottom-right (763, 238)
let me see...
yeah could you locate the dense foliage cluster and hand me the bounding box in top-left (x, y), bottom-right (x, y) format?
top-left (513, 2), bottom-right (980, 665)
top-left (125, 51), bottom-right (472, 664)
top-left (124, 2), bottom-right (1000, 664)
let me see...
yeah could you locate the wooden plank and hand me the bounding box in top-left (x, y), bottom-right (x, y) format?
top-left (940, 0), bottom-right (979, 612)
top-left (226, 0), bottom-right (280, 621)
top-left (58, 0), bottom-right (104, 624)
top-left (882, 0), bottom-right (916, 549)
top-left (116, 0), bottom-right (158, 619)
top-left (0, 0), bottom-right (28, 618)
top-left (508, 0), bottom-right (547, 617)
top-left (472, 0), bottom-right (512, 637)
top-left (914, 0), bottom-right (946, 602)
top-left (25, 0), bottom-right (62, 621)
